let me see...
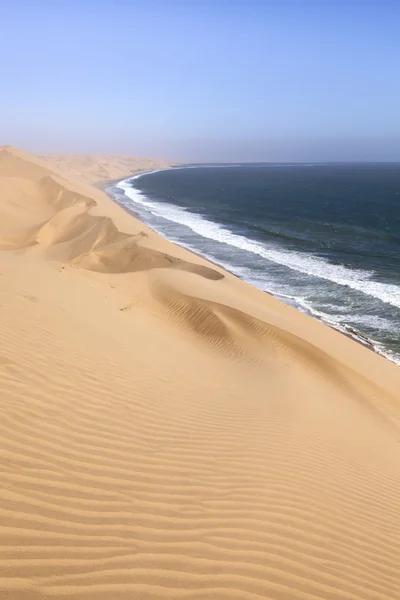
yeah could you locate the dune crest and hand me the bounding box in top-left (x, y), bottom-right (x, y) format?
top-left (0, 149), bottom-right (223, 278)
top-left (0, 146), bottom-right (400, 599)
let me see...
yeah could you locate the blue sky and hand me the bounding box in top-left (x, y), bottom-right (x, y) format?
top-left (1, 0), bottom-right (399, 160)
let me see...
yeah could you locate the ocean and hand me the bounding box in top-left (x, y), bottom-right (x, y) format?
top-left (107, 164), bottom-right (400, 365)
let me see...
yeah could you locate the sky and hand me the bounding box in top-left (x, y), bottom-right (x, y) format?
top-left (1, 0), bottom-right (400, 161)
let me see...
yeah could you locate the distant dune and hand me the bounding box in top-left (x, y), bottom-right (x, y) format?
top-left (0, 145), bottom-right (400, 600)
top-left (37, 152), bottom-right (172, 184)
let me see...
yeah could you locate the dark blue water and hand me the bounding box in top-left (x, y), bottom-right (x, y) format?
top-left (108, 164), bottom-right (400, 364)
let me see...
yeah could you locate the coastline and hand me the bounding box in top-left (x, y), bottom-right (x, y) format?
top-left (1, 146), bottom-right (400, 599)
top-left (106, 168), bottom-right (394, 363)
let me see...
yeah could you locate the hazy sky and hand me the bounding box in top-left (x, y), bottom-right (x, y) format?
top-left (1, 0), bottom-right (399, 161)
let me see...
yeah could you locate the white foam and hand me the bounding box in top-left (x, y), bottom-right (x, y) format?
top-left (341, 313), bottom-right (400, 333)
top-left (116, 178), bottom-right (400, 310)
top-left (288, 300), bottom-right (400, 365)
top-left (370, 343), bottom-right (400, 366)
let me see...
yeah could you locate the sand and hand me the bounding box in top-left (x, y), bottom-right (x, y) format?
top-left (37, 153), bottom-right (173, 185)
top-left (0, 145), bottom-right (400, 600)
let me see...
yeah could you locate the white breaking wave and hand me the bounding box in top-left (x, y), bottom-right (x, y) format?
top-left (341, 313), bottom-right (400, 333)
top-left (271, 297), bottom-right (400, 365)
top-left (116, 177), bottom-right (400, 310)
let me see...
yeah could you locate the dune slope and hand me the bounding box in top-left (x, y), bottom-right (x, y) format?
top-left (0, 146), bottom-right (400, 600)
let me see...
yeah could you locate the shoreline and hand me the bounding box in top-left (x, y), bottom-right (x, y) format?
top-left (2, 146), bottom-right (400, 597)
top-left (104, 169), bottom-right (395, 365)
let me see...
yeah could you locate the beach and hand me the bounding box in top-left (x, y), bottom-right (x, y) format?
top-left (1, 145), bottom-right (400, 599)
top-left (111, 165), bottom-right (400, 365)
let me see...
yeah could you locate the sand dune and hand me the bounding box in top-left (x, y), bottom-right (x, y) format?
top-left (0, 145), bottom-right (400, 600)
top-left (37, 153), bottom-right (172, 185)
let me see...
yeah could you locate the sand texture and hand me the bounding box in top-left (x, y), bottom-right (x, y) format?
top-left (0, 145), bottom-right (400, 600)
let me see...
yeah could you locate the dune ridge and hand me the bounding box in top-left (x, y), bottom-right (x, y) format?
top-left (0, 145), bottom-right (400, 599)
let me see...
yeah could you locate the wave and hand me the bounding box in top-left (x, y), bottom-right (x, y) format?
top-left (271, 296), bottom-right (400, 365)
top-left (117, 177), bottom-right (400, 310)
